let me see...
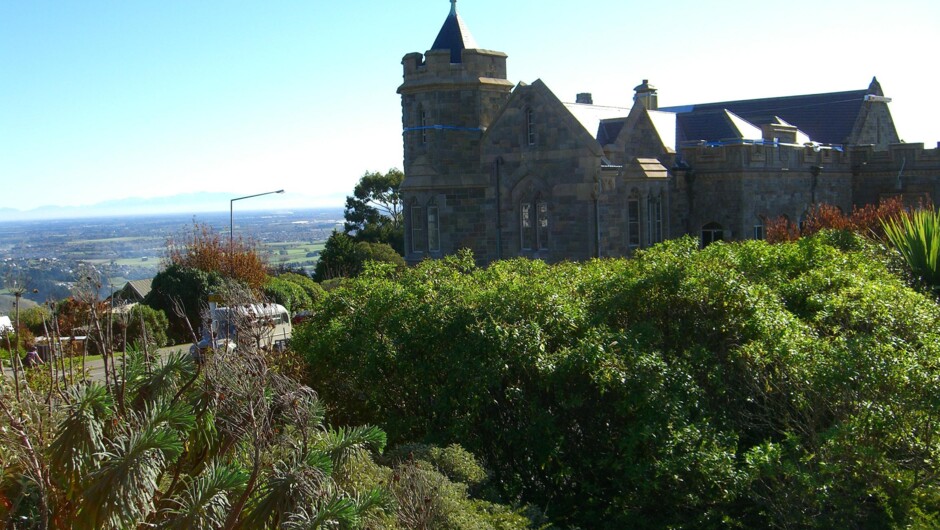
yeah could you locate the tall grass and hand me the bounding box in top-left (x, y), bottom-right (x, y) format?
top-left (882, 208), bottom-right (940, 288)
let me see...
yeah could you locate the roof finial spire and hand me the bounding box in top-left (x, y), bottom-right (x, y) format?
top-left (450, 0), bottom-right (457, 16)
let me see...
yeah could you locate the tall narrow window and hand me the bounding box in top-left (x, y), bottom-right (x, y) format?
top-left (427, 206), bottom-right (440, 252)
top-left (753, 218), bottom-right (765, 240)
top-left (526, 108), bottom-right (536, 146)
top-left (627, 198), bottom-right (640, 248)
top-left (411, 205), bottom-right (424, 253)
top-left (536, 200), bottom-right (548, 250)
top-left (420, 109), bottom-right (428, 145)
top-left (520, 203), bottom-right (533, 250)
top-left (647, 195), bottom-right (663, 245)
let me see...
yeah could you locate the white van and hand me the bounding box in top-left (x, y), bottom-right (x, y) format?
top-left (191, 301), bottom-right (292, 360)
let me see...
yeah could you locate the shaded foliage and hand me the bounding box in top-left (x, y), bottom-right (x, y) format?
top-left (313, 232), bottom-right (405, 282)
top-left (343, 169), bottom-right (404, 254)
top-left (144, 264), bottom-right (222, 344)
top-left (296, 237), bottom-right (940, 529)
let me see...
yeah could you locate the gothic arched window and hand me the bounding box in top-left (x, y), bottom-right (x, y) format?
top-left (701, 222), bottom-right (724, 248)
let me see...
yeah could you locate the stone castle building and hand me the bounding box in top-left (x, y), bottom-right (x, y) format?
top-left (400, 1), bottom-right (940, 264)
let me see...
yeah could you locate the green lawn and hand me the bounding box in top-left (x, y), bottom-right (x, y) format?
top-left (265, 241), bottom-right (325, 267)
top-left (68, 236), bottom-right (158, 244)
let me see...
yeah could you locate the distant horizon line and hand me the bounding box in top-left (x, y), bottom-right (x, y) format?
top-left (0, 205), bottom-right (346, 224)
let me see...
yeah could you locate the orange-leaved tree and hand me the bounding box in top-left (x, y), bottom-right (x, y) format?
top-left (165, 223), bottom-right (268, 291)
top-left (767, 197), bottom-right (907, 243)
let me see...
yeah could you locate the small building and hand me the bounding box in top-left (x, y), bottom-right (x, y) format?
top-left (112, 279), bottom-right (153, 304)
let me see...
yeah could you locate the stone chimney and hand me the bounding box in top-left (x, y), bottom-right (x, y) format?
top-left (576, 92), bottom-right (593, 104)
top-left (633, 79), bottom-right (658, 110)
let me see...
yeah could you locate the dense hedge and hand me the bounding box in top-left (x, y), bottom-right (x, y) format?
top-left (294, 234), bottom-right (940, 529)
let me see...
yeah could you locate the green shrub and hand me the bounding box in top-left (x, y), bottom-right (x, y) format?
top-left (295, 237), bottom-right (940, 528)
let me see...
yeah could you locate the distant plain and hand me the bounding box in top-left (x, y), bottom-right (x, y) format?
top-left (0, 208), bottom-right (343, 306)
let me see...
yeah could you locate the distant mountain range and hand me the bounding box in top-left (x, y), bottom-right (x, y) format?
top-left (0, 191), bottom-right (346, 222)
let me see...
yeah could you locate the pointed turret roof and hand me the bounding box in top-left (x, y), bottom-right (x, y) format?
top-left (431, 0), bottom-right (478, 63)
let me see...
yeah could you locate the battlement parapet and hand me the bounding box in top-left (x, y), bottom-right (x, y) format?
top-left (401, 49), bottom-right (509, 92)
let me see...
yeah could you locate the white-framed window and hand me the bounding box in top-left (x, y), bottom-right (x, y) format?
top-left (647, 194), bottom-right (663, 245)
top-left (411, 205), bottom-right (424, 254)
top-left (753, 218), bottom-right (765, 240)
top-left (526, 107), bottom-right (536, 146)
top-left (427, 205), bottom-right (440, 252)
top-left (627, 197), bottom-right (641, 248)
top-left (536, 200), bottom-right (548, 251)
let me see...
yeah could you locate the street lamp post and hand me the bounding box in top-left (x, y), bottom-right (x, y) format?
top-left (230, 190), bottom-right (285, 273)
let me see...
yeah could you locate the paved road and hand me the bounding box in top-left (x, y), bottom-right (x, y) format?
top-left (84, 344), bottom-right (193, 381)
top-left (1, 344), bottom-right (192, 383)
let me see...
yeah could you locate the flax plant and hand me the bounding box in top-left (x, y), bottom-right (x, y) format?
top-left (882, 208), bottom-right (940, 290)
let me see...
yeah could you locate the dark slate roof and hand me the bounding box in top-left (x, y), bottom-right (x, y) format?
top-left (431, 1), bottom-right (479, 63)
top-left (675, 109), bottom-right (762, 144)
top-left (662, 87), bottom-right (873, 145)
top-left (597, 118), bottom-right (627, 146)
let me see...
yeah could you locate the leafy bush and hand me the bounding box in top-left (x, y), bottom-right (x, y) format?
top-left (263, 272), bottom-right (325, 314)
top-left (295, 238), bottom-right (940, 528)
top-left (121, 304), bottom-right (169, 350)
top-left (144, 264), bottom-right (223, 343)
top-left (262, 276), bottom-right (311, 314)
top-left (314, 232), bottom-right (405, 282)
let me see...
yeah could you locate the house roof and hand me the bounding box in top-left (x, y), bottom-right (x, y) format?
top-left (675, 109), bottom-right (763, 144)
top-left (123, 278), bottom-right (152, 301)
top-left (597, 118), bottom-right (627, 146)
top-left (431, 0), bottom-right (479, 63)
top-left (0, 315), bottom-right (12, 333)
top-left (662, 79), bottom-right (881, 145)
top-left (563, 102), bottom-right (632, 142)
top-left (647, 110), bottom-right (678, 152)
top-left (629, 158), bottom-right (669, 179)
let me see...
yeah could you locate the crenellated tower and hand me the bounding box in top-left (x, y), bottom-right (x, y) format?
top-left (398, 0), bottom-right (513, 263)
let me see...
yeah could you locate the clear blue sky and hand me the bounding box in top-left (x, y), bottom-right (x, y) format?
top-left (2, 0), bottom-right (938, 212)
